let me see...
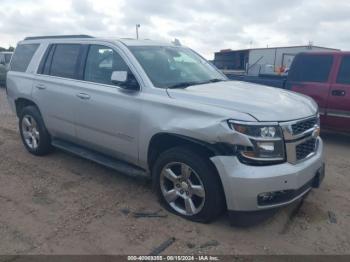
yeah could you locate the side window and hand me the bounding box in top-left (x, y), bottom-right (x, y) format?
top-left (337, 56), bottom-right (350, 84)
top-left (10, 44), bottom-right (39, 72)
top-left (37, 45), bottom-right (54, 75)
top-left (288, 55), bottom-right (333, 83)
top-left (84, 45), bottom-right (129, 85)
top-left (50, 44), bottom-right (81, 79)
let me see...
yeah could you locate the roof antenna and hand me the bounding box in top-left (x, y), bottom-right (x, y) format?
top-left (172, 38), bottom-right (181, 46)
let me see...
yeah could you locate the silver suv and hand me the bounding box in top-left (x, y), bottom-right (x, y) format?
top-left (6, 35), bottom-right (325, 225)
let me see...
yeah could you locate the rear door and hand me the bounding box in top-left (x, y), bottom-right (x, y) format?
top-left (286, 53), bottom-right (335, 123)
top-left (33, 43), bottom-right (82, 141)
top-left (327, 55), bottom-right (350, 131)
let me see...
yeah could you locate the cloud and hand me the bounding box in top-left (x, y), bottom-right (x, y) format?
top-left (0, 0), bottom-right (349, 59)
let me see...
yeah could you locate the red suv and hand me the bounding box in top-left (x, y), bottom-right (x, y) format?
top-left (286, 52), bottom-right (350, 132)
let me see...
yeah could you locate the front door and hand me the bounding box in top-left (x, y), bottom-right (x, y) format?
top-left (327, 55), bottom-right (350, 131)
top-left (286, 53), bottom-right (335, 124)
top-left (74, 44), bottom-right (141, 164)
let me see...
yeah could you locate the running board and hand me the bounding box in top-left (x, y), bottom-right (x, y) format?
top-left (52, 139), bottom-right (149, 178)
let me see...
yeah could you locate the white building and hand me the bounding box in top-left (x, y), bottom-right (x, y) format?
top-left (214, 45), bottom-right (340, 76)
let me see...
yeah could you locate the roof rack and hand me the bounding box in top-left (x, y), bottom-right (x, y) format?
top-left (24, 35), bottom-right (94, 40)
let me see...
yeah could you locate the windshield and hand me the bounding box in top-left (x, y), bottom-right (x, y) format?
top-left (129, 46), bottom-right (226, 88)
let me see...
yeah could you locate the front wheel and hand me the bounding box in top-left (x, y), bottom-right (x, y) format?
top-left (153, 147), bottom-right (225, 223)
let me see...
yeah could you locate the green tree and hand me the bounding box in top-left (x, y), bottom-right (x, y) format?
top-left (0, 46), bottom-right (15, 52)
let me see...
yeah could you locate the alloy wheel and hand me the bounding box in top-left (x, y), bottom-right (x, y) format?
top-left (160, 162), bottom-right (206, 216)
top-left (21, 115), bottom-right (40, 150)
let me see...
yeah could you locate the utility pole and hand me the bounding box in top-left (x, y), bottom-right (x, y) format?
top-left (136, 24), bottom-right (140, 40)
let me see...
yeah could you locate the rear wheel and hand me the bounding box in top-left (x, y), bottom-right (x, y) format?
top-left (19, 106), bottom-right (52, 156)
top-left (153, 147), bottom-right (225, 223)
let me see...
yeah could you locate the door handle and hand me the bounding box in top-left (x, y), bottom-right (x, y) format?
top-left (331, 90), bottom-right (346, 96)
top-left (76, 93), bottom-right (91, 100)
top-left (35, 84), bottom-right (46, 90)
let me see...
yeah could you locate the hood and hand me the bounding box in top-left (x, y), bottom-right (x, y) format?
top-left (167, 81), bottom-right (317, 122)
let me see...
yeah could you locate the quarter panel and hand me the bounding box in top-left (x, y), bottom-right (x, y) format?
top-left (6, 71), bottom-right (36, 112)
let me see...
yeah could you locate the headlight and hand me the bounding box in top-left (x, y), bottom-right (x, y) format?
top-left (228, 121), bottom-right (285, 165)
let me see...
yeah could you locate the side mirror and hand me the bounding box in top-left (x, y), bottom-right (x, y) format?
top-left (111, 71), bottom-right (128, 84)
top-left (111, 71), bottom-right (139, 90)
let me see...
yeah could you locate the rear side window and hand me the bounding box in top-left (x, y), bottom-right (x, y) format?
top-left (50, 44), bottom-right (81, 79)
top-left (337, 56), bottom-right (350, 84)
top-left (10, 44), bottom-right (39, 72)
top-left (288, 54), bottom-right (333, 83)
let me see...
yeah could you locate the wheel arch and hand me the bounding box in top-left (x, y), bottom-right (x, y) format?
top-left (148, 133), bottom-right (215, 171)
top-left (149, 133), bottom-right (228, 218)
top-left (15, 98), bottom-right (40, 117)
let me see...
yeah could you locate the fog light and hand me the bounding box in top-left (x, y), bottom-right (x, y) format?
top-left (258, 192), bottom-right (275, 201)
top-left (258, 190), bottom-right (292, 206)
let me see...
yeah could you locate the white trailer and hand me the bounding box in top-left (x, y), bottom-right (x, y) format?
top-left (247, 45), bottom-right (339, 76)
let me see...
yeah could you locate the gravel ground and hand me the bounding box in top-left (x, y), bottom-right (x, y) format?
top-left (0, 87), bottom-right (349, 255)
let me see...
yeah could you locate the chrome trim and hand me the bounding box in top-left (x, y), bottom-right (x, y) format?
top-left (245, 136), bottom-right (282, 142)
top-left (279, 115), bottom-right (318, 141)
top-left (240, 153), bottom-right (285, 162)
top-left (278, 115), bottom-right (319, 164)
top-left (327, 110), bottom-right (350, 119)
top-left (285, 137), bottom-right (319, 164)
top-left (228, 120), bottom-right (279, 126)
top-left (257, 187), bottom-right (312, 209)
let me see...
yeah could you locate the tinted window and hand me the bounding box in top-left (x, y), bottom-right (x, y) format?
top-left (37, 45), bottom-right (53, 74)
top-left (337, 56), bottom-right (350, 84)
top-left (288, 54), bottom-right (333, 83)
top-left (84, 45), bottom-right (129, 85)
top-left (50, 44), bottom-right (81, 79)
top-left (10, 44), bottom-right (39, 72)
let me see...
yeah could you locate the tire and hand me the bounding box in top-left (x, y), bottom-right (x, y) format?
top-left (19, 106), bottom-right (52, 156)
top-left (153, 146), bottom-right (226, 223)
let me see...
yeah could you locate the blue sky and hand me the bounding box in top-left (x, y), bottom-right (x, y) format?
top-left (0, 0), bottom-right (349, 59)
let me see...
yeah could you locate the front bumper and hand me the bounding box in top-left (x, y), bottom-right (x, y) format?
top-left (211, 137), bottom-right (324, 211)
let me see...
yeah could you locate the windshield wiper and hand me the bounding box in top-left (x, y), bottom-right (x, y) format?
top-left (167, 81), bottom-right (203, 89)
top-left (205, 78), bottom-right (227, 83)
top-left (167, 79), bottom-right (227, 89)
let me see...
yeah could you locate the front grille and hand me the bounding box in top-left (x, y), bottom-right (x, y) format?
top-left (291, 117), bottom-right (317, 135)
top-left (296, 138), bottom-right (317, 160)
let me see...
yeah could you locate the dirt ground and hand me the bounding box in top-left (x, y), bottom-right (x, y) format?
top-left (0, 87), bottom-right (349, 255)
